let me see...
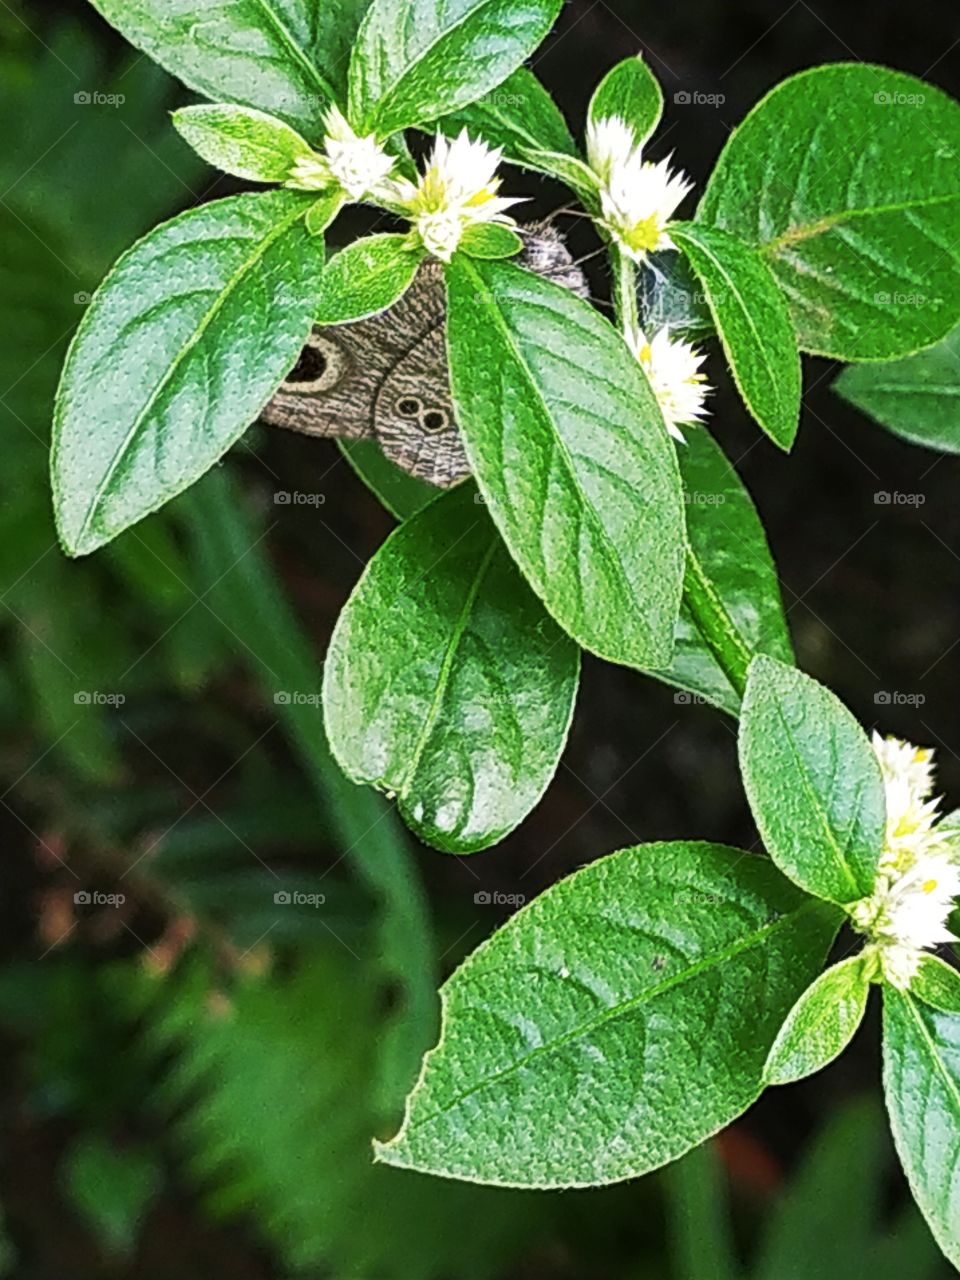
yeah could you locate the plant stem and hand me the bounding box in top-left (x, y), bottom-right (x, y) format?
top-left (609, 246), bottom-right (754, 703)
top-left (612, 247), bottom-right (640, 338)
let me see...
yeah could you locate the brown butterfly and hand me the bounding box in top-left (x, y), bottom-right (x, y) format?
top-left (261, 224), bottom-right (588, 487)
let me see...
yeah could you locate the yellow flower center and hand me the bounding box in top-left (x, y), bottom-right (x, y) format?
top-left (623, 215), bottom-right (662, 255)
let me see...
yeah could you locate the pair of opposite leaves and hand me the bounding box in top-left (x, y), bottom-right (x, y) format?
top-left (262, 224), bottom-right (589, 484)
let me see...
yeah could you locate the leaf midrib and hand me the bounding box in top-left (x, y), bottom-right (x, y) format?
top-left (403, 897), bottom-right (828, 1134)
top-left (360, 0), bottom-right (527, 124)
top-left (247, 0), bottom-right (338, 104)
top-left (396, 534), bottom-right (498, 799)
top-left (760, 191), bottom-right (960, 256)
top-left (458, 258), bottom-right (652, 649)
top-left (848, 381), bottom-right (960, 399)
top-left (771, 705), bottom-right (864, 901)
top-left (75, 200), bottom-right (307, 545)
top-left (900, 989), bottom-right (960, 1119)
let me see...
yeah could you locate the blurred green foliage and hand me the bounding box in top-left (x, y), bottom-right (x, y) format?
top-left (667, 1099), bottom-right (944, 1280)
top-left (0, 13), bottom-right (556, 1276)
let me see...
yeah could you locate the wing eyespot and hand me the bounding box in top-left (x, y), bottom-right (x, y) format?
top-left (397, 397), bottom-right (421, 417)
top-left (284, 333), bottom-right (349, 393)
top-left (422, 409), bottom-right (448, 433)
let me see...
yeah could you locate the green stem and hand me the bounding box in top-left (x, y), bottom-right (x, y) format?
top-left (609, 245), bottom-right (755, 703)
top-left (612, 247), bottom-right (640, 338)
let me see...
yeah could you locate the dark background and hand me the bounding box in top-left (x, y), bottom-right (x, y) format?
top-left (2, 0), bottom-right (960, 1275)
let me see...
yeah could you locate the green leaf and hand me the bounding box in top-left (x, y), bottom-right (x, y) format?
top-left (89, 0), bottom-right (368, 136)
top-left (670, 222), bottom-right (801, 449)
top-left (517, 148), bottom-right (598, 198)
top-left (459, 223), bottom-right (523, 259)
top-left (651, 427), bottom-right (793, 716)
top-left (376, 840), bottom-right (842, 1186)
top-left (52, 190), bottom-right (323, 556)
top-left (172, 104), bottom-right (315, 183)
top-left (764, 955), bottom-right (870, 1085)
top-left (699, 64), bottom-right (960, 361)
top-left (338, 440), bottom-right (436, 520)
top-left (349, 0), bottom-right (562, 135)
top-left (739, 655), bottom-right (885, 904)
top-left (835, 323), bottom-right (960, 454)
top-left (316, 234), bottom-right (422, 324)
top-left (912, 955), bottom-right (960, 1013)
top-left (883, 984), bottom-right (960, 1270)
top-left (304, 191), bottom-right (345, 237)
top-left (445, 256), bottom-right (685, 668)
top-left (434, 67), bottom-right (577, 161)
top-left (324, 484), bottom-right (580, 852)
top-left (588, 54), bottom-right (663, 144)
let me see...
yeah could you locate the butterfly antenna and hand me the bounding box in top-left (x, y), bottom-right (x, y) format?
top-left (549, 206), bottom-right (595, 221)
top-left (567, 246), bottom-right (607, 270)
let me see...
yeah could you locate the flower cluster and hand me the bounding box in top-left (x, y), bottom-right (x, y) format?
top-left (850, 733), bottom-right (960, 989)
top-left (287, 104), bottom-right (395, 201)
top-left (626, 324), bottom-right (709, 441)
top-left (585, 115), bottom-right (693, 262)
top-left (385, 130), bottom-right (523, 262)
top-left (284, 102), bottom-right (708, 429)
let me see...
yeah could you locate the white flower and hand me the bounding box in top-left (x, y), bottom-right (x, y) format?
top-left (849, 734), bottom-right (960, 989)
top-left (384, 130), bottom-right (523, 262)
top-left (585, 115), bottom-right (693, 262)
top-left (585, 116), bottom-right (639, 186)
top-left (287, 104), bottom-right (394, 201)
top-left (626, 325), bottom-right (709, 441)
top-left (872, 732), bottom-right (943, 863)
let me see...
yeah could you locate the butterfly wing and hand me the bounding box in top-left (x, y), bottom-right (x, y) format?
top-left (262, 260), bottom-right (470, 486)
top-left (262, 227), bottom-right (587, 487)
top-left (371, 262), bottom-right (469, 488)
top-left (261, 318), bottom-right (385, 442)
